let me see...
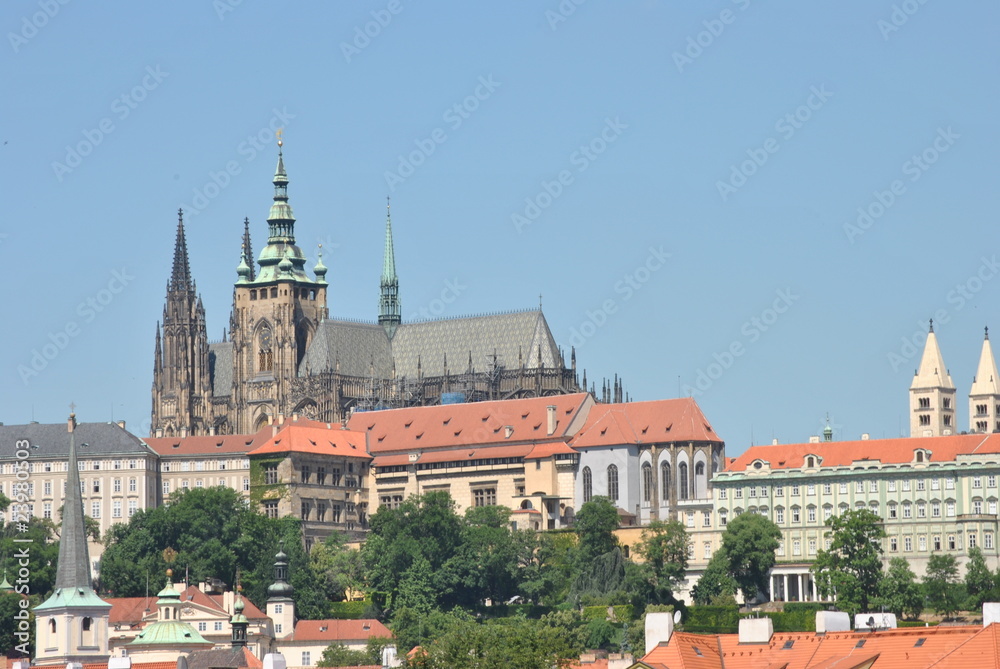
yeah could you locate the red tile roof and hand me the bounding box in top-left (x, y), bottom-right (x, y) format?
top-left (347, 394), bottom-right (591, 453)
top-left (292, 618), bottom-right (392, 642)
top-left (249, 425), bottom-right (371, 459)
top-left (373, 443), bottom-right (535, 467)
top-left (108, 595), bottom-right (155, 625)
top-left (146, 427), bottom-right (273, 456)
top-left (726, 433), bottom-right (1000, 472)
top-left (571, 399), bottom-right (721, 448)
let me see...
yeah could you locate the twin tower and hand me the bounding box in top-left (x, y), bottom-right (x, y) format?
top-left (909, 321), bottom-right (1000, 437)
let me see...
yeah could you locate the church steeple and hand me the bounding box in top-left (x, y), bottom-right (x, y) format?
top-left (379, 197), bottom-right (401, 336)
top-left (241, 217), bottom-right (256, 281)
top-left (267, 139), bottom-right (295, 243)
top-left (970, 326), bottom-right (1000, 433)
top-left (266, 542), bottom-right (295, 640)
top-left (909, 319), bottom-right (957, 437)
top-left (169, 209), bottom-right (193, 292)
top-left (34, 412), bottom-right (112, 666)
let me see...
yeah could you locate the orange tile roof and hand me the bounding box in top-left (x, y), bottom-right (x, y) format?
top-left (373, 443), bottom-right (535, 467)
top-left (108, 595), bottom-right (156, 625)
top-left (571, 399), bottom-right (721, 448)
top-left (641, 631), bottom-right (724, 669)
top-left (346, 393), bottom-right (591, 453)
top-left (726, 433), bottom-right (1000, 472)
top-left (146, 427), bottom-right (273, 456)
top-left (249, 425), bottom-right (371, 459)
top-left (525, 441), bottom-right (578, 459)
top-left (928, 622), bottom-right (1000, 668)
top-left (292, 618), bottom-right (393, 642)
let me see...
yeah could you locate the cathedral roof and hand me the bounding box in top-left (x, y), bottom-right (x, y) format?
top-left (299, 309), bottom-right (563, 380)
top-left (910, 323), bottom-right (955, 391)
top-left (570, 398), bottom-right (722, 448)
top-left (971, 329), bottom-right (1000, 397)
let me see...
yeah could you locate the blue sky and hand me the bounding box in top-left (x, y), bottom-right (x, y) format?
top-left (3, 1), bottom-right (998, 455)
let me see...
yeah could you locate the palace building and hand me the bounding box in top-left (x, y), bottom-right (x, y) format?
top-left (150, 142), bottom-right (588, 438)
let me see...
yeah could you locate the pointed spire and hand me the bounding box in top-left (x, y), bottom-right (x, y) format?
top-left (971, 327), bottom-right (1000, 397)
top-left (911, 320), bottom-right (955, 390)
top-left (169, 209), bottom-right (193, 292)
top-left (314, 244), bottom-right (328, 284)
top-left (267, 137), bottom-right (296, 243)
top-left (379, 197), bottom-right (401, 333)
top-left (241, 217), bottom-right (256, 281)
top-left (56, 412), bottom-right (93, 589)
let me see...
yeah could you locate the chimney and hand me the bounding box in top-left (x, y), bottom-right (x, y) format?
top-left (263, 653), bottom-right (287, 669)
top-left (180, 426), bottom-right (188, 438)
top-left (738, 617), bottom-right (774, 644)
top-left (292, 412), bottom-right (299, 422)
top-left (209, 425), bottom-right (216, 436)
top-left (644, 611), bottom-right (674, 654)
top-left (861, 433), bottom-right (870, 440)
top-left (504, 426), bottom-right (514, 438)
top-left (808, 435), bottom-right (820, 444)
top-left (223, 589), bottom-right (235, 614)
top-left (546, 405), bottom-right (557, 436)
top-left (772, 438), bottom-right (778, 445)
top-left (156, 428), bottom-right (164, 438)
top-left (815, 610), bottom-right (850, 633)
top-left (277, 413), bottom-right (285, 426)
top-left (983, 602), bottom-right (1000, 626)
top-left (117, 420), bottom-right (126, 429)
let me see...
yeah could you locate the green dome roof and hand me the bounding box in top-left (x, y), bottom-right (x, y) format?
top-left (128, 621), bottom-right (212, 648)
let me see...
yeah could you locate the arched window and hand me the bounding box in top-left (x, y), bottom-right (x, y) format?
top-left (607, 464), bottom-right (619, 501)
top-left (642, 463), bottom-right (653, 503)
top-left (661, 462), bottom-right (671, 501)
top-left (520, 499), bottom-right (533, 510)
top-left (679, 462), bottom-right (689, 500)
top-left (49, 619), bottom-right (56, 634)
top-left (582, 467), bottom-right (592, 503)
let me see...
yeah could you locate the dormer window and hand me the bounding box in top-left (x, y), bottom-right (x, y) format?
top-left (807, 456), bottom-right (815, 468)
top-left (916, 451), bottom-right (925, 463)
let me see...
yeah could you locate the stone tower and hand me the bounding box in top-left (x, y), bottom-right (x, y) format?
top-left (229, 142), bottom-right (329, 433)
top-left (151, 209), bottom-right (214, 437)
top-left (909, 320), bottom-right (956, 437)
top-left (970, 327), bottom-right (1000, 434)
top-left (34, 413), bottom-right (112, 666)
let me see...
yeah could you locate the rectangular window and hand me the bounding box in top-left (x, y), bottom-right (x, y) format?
top-left (791, 485), bottom-right (800, 496)
top-left (948, 535), bottom-right (957, 550)
top-left (91, 501), bottom-right (101, 518)
top-left (301, 501), bottom-right (311, 520)
top-left (44, 481), bottom-right (52, 496)
top-left (792, 508), bottom-right (800, 523)
top-left (855, 481), bottom-right (864, 493)
top-left (776, 508), bottom-right (785, 524)
top-left (947, 501), bottom-right (956, 517)
top-left (182, 462), bottom-right (191, 471)
top-left (902, 480), bottom-right (911, 491)
top-left (264, 501), bottom-right (279, 519)
top-left (775, 485), bottom-right (784, 496)
top-left (718, 489), bottom-right (727, 500)
top-left (807, 507), bottom-right (816, 523)
top-left (903, 505), bottom-right (912, 519)
top-left (824, 507), bottom-right (833, 520)
top-left (974, 476), bottom-right (983, 489)
top-left (704, 542), bottom-right (712, 559)
top-left (128, 478), bottom-right (137, 493)
top-left (129, 460), bottom-right (137, 469)
top-left (735, 488), bottom-right (743, 499)
top-left (43, 502), bottom-right (52, 519)
top-left (127, 500), bottom-right (137, 517)
top-left (904, 536), bottom-right (912, 552)
top-left (916, 479), bottom-right (926, 492)
top-left (973, 500), bottom-right (984, 514)
top-left (919, 536), bottom-right (927, 551)
top-left (969, 533), bottom-right (978, 549)
top-left (890, 537), bottom-right (898, 551)
top-left (317, 502), bottom-right (327, 522)
top-left (92, 480), bottom-right (100, 493)
top-left (162, 481), bottom-right (170, 496)
top-left (748, 486), bottom-right (756, 498)
top-left (989, 475), bottom-right (997, 488)
top-left (719, 510), bottom-right (728, 526)
top-left (301, 652), bottom-right (311, 666)
top-left (986, 533), bottom-right (995, 550)
top-left (686, 512), bottom-right (694, 528)
top-left (869, 480), bottom-right (878, 493)
top-left (473, 488), bottom-right (497, 507)
top-left (702, 510), bottom-right (711, 527)
top-left (807, 484), bottom-right (815, 496)
top-left (932, 502), bottom-right (941, 518)
top-left (214, 621), bottom-right (223, 631)
top-left (243, 478), bottom-right (250, 491)
top-left (945, 478), bottom-right (955, 490)
top-left (113, 478), bottom-right (122, 493)
top-left (332, 504), bottom-right (342, 523)
top-left (917, 504), bottom-right (927, 518)
top-left (317, 467), bottom-right (326, 485)
top-left (264, 465), bottom-right (279, 485)
top-left (113, 501), bottom-right (122, 518)
top-left (990, 500), bottom-right (998, 515)
top-left (301, 465), bottom-right (311, 484)
top-left (195, 479), bottom-right (203, 488)
top-left (196, 461), bottom-right (204, 471)
top-left (793, 539), bottom-right (801, 556)
top-left (113, 460), bottom-right (121, 470)
top-left (808, 539), bottom-right (817, 555)
top-left (931, 478), bottom-right (940, 490)
top-left (889, 505), bottom-right (898, 519)
top-left (934, 536), bottom-right (941, 550)
top-left (777, 541), bottom-right (785, 556)
top-left (823, 483), bottom-right (832, 495)
top-left (888, 480), bottom-right (897, 492)
top-left (839, 482), bottom-right (848, 494)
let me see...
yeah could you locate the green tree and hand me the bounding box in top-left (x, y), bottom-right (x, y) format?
top-left (0, 517), bottom-right (61, 598)
top-left (924, 553), bottom-right (963, 619)
top-left (310, 531), bottom-right (364, 603)
top-left (318, 636), bottom-right (391, 667)
top-left (0, 592), bottom-right (33, 658)
top-left (575, 497), bottom-right (620, 563)
top-left (520, 532), bottom-right (577, 605)
top-left (965, 546), bottom-right (995, 609)
top-left (390, 607), bottom-right (475, 655)
top-left (98, 486), bottom-right (326, 617)
top-left (876, 557), bottom-right (924, 619)
top-left (420, 617), bottom-right (581, 669)
top-left (362, 491), bottom-right (463, 610)
top-left (720, 513), bottom-right (780, 604)
top-left (811, 509), bottom-right (886, 614)
top-left (690, 550), bottom-right (738, 605)
top-left (634, 519), bottom-right (689, 601)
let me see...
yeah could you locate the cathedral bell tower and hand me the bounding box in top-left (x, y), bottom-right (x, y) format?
top-left (909, 320), bottom-right (956, 437)
top-left (230, 138), bottom-right (329, 433)
top-left (151, 209), bottom-right (213, 437)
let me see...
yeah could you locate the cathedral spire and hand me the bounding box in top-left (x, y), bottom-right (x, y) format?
top-left (170, 209), bottom-right (193, 292)
top-left (970, 326), bottom-right (1000, 433)
top-left (909, 319), bottom-right (956, 437)
top-left (56, 412), bottom-right (92, 589)
top-left (267, 137), bottom-right (296, 243)
top-left (241, 217), bottom-right (256, 281)
top-left (379, 197), bottom-right (401, 335)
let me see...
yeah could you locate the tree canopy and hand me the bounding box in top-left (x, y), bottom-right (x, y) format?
top-left (720, 513), bottom-right (781, 604)
top-left (811, 509), bottom-right (886, 614)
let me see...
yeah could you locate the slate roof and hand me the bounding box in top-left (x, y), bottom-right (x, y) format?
top-left (209, 341), bottom-right (234, 397)
top-left (0, 422), bottom-right (153, 459)
top-left (299, 309), bottom-right (563, 379)
top-left (185, 647), bottom-right (263, 669)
